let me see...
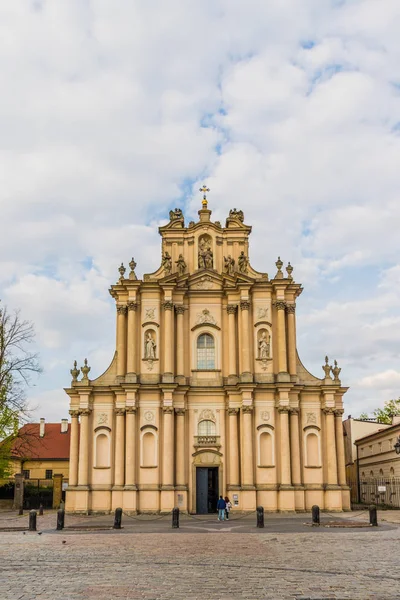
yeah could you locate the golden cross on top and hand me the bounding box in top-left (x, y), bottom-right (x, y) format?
top-left (199, 184), bottom-right (210, 208)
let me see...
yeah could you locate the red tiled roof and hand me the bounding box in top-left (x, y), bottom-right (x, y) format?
top-left (11, 423), bottom-right (71, 460)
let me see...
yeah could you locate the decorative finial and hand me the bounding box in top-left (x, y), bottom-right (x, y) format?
top-left (322, 356), bottom-right (332, 379)
top-left (286, 262), bottom-right (293, 280)
top-left (70, 360), bottom-right (80, 383)
top-left (129, 257), bottom-right (137, 280)
top-left (199, 184), bottom-right (210, 208)
top-left (118, 262), bottom-right (126, 281)
top-left (276, 256), bottom-right (283, 272)
top-left (81, 358), bottom-right (91, 381)
top-left (332, 360), bottom-right (341, 382)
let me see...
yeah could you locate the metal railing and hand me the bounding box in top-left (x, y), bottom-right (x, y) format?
top-left (348, 476), bottom-right (400, 507)
top-left (194, 435), bottom-right (220, 446)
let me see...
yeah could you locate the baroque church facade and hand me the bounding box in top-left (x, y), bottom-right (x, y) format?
top-left (65, 192), bottom-right (350, 514)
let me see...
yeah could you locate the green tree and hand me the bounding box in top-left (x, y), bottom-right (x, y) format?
top-left (358, 412), bottom-right (369, 420)
top-left (0, 302), bottom-right (41, 475)
top-left (373, 398), bottom-right (400, 424)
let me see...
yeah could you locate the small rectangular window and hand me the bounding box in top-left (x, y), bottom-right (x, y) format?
top-left (22, 470), bottom-right (30, 479)
top-left (45, 469), bottom-right (53, 480)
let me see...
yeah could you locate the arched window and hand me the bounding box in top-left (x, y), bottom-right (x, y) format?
top-left (390, 467), bottom-right (395, 477)
top-left (95, 433), bottom-right (110, 468)
top-left (379, 469), bottom-right (384, 477)
top-left (370, 470), bottom-right (374, 477)
top-left (198, 420), bottom-right (216, 436)
top-left (361, 471), bottom-right (365, 478)
top-left (197, 333), bottom-right (215, 369)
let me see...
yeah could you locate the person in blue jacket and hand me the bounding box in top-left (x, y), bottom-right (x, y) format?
top-left (217, 495), bottom-right (226, 521)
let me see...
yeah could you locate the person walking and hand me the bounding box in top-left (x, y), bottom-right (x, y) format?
top-left (224, 496), bottom-right (232, 520)
top-left (217, 495), bottom-right (226, 521)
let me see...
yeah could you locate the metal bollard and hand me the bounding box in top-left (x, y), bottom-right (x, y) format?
top-left (39, 504), bottom-right (44, 516)
top-left (369, 505), bottom-right (378, 527)
top-left (311, 505), bottom-right (320, 526)
top-left (113, 507), bottom-right (123, 529)
top-left (172, 507), bottom-right (179, 529)
top-left (256, 506), bottom-right (264, 528)
top-left (29, 510), bottom-right (37, 532)
top-left (57, 508), bottom-right (65, 531)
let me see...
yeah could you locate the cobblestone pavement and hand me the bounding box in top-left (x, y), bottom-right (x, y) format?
top-left (1, 511), bottom-right (400, 599)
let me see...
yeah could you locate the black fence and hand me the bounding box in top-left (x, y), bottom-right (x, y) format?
top-left (0, 481), bottom-right (15, 500)
top-left (23, 479), bottom-right (54, 510)
top-left (349, 477), bottom-right (400, 507)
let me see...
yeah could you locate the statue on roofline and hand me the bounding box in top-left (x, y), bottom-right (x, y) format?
top-left (162, 251), bottom-right (172, 275)
top-left (229, 208), bottom-right (244, 222)
top-left (224, 255), bottom-right (235, 276)
top-left (169, 208), bottom-right (183, 221)
top-left (238, 251), bottom-right (249, 274)
top-left (175, 254), bottom-right (187, 276)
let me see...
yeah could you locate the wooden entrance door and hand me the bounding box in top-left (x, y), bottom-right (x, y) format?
top-left (196, 467), bottom-right (218, 514)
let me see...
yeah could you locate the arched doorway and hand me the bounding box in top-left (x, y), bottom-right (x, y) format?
top-left (192, 450), bottom-right (222, 514)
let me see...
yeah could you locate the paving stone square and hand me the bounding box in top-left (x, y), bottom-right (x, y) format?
top-left (1, 511), bottom-right (400, 600)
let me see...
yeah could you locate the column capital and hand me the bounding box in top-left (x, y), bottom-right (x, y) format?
top-left (125, 407), bottom-right (137, 414)
top-left (323, 407), bottom-right (335, 415)
top-left (242, 405), bottom-right (253, 414)
top-left (274, 300), bottom-right (287, 311)
top-left (115, 408), bottom-right (126, 416)
top-left (79, 408), bottom-right (92, 417)
top-left (286, 304), bottom-right (296, 314)
top-left (127, 301), bottom-right (138, 311)
top-left (116, 305), bottom-right (128, 315)
top-left (175, 304), bottom-right (185, 315)
top-left (240, 300), bottom-right (251, 311)
top-left (162, 300), bottom-right (174, 311)
top-left (289, 407), bottom-right (300, 415)
top-left (175, 408), bottom-right (186, 416)
top-left (69, 410), bottom-right (80, 418)
top-left (277, 406), bottom-right (290, 414)
top-left (226, 304), bottom-right (238, 315)
top-left (162, 406), bottom-right (174, 414)
top-left (228, 408), bottom-right (239, 416)
top-left (334, 408), bottom-right (344, 417)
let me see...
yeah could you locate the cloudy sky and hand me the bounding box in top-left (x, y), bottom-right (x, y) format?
top-left (1, 0), bottom-right (399, 422)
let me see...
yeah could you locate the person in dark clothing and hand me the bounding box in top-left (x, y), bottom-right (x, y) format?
top-left (217, 495), bottom-right (226, 521)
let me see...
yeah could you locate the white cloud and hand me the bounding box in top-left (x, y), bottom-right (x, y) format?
top-left (357, 370), bottom-right (400, 390)
top-left (0, 1), bottom-right (399, 420)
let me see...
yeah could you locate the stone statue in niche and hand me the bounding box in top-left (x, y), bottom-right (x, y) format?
top-left (175, 254), bottom-right (187, 276)
top-left (258, 330), bottom-right (270, 360)
top-left (198, 235), bottom-right (213, 269)
top-left (224, 255), bottom-right (235, 276)
top-left (144, 331), bottom-right (157, 359)
top-left (238, 251), bottom-right (249, 274)
top-left (162, 252), bottom-right (172, 275)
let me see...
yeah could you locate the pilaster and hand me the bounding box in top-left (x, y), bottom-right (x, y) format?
top-left (116, 305), bottom-right (127, 380)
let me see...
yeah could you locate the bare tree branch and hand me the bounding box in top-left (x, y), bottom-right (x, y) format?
top-left (0, 301), bottom-right (42, 470)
